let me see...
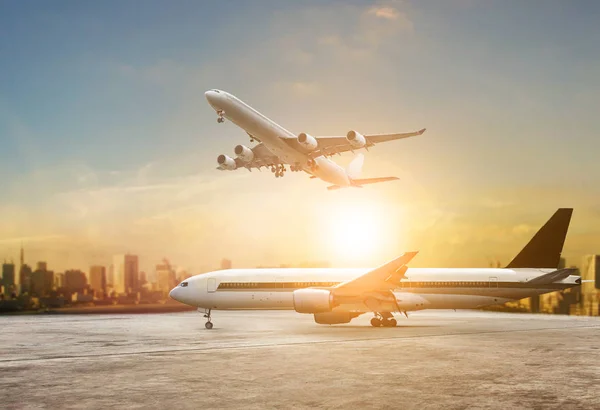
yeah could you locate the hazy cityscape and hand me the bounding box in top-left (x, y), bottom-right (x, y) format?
top-left (1, 243), bottom-right (598, 316)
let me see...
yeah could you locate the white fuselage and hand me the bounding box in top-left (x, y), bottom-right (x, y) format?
top-left (169, 267), bottom-right (580, 313)
top-left (205, 90), bottom-right (352, 187)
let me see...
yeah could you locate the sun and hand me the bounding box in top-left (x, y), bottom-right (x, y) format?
top-left (327, 205), bottom-right (385, 263)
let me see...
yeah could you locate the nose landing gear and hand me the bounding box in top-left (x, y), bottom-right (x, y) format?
top-left (216, 110), bottom-right (225, 123)
top-left (199, 308), bottom-right (213, 329)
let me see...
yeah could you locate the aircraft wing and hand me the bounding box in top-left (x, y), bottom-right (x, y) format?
top-left (219, 143), bottom-right (283, 170)
top-left (332, 252), bottom-right (418, 296)
top-left (287, 128), bottom-right (426, 157)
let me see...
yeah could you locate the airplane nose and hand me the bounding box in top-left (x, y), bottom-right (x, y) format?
top-left (205, 90), bottom-right (217, 105)
top-left (169, 287), bottom-right (181, 302)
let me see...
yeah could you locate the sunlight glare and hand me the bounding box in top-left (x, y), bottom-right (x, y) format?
top-left (327, 203), bottom-right (385, 262)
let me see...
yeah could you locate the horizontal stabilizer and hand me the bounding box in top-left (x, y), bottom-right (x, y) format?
top-left (352, 176), bottom-right (399, 186)
top-left (506, 208), bottom-right (572, 269)
top-left (527, 268), bottom-right (578, 285)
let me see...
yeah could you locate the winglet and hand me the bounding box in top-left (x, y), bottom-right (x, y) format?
top-left (418, 128), bottom-right (426, 135)
top-left (506, 208), bottom-right (573, 269)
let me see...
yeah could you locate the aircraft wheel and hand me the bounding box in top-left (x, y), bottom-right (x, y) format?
top-left (370, 318), bottom-right (381, 327)
top-left (386, 318), bottom-right (397, 327)
top-left (205, 321), bottom-right (213, 330)
top-left (217, 117), bottom-right (224, 123)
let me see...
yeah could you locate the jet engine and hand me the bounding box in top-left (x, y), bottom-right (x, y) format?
top-left (234, 145), bottom-right (254, 162)
top-left (297, 133), bottom-right (318, 151)
top-left (346, 130), bottom-right (366, 148)
top-left (292, 288), bottom-right (333, 313)
top-left (217, 154), bottom-right (237, 170)
top-left (314, 312), bottom-right (361, 325)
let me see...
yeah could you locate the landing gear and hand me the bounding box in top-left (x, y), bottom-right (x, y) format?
top-left (273, 164), bottom-right (286, 178)
top-left (370, 313), bottom-right (397, 327)
top-left (216, 110), bottom-right (225, 123)
top-left (200, 308), bottom-right (213, 329)
top-left (290, 163), bottom-right (302, 172)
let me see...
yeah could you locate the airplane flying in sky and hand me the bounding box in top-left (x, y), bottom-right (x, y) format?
top-left (170, 209), bottom-right (582, 329)
top-left (205, 89), bottom-right (426, 190)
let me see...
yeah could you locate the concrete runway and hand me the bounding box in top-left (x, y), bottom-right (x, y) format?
top-left (1, 310), bottom-right (599, 409)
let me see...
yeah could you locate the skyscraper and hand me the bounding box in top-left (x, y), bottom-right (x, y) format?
top-left (580, 255), bottom-right (600, 316)
top-left (2, 262), bottom-right (16, 296)
top-left (581, 255), bottom-right (600, 290)
top-left (89, 265), bottom-right (107, 295)
top-left (18, 243), bottom-right (32, 294)
top-left (112, 254), bottom-right (139, 294)
top-left (64, 270), bottom-right (87, 293)
top-left (156, 260), bottom-right (176, 295)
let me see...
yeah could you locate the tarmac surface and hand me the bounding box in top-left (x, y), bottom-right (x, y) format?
top-left (1, 310), bottom-right (599, 409)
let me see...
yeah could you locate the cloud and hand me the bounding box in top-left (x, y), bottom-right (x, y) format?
top-left (366, 6), bottom-right (414, 32)
top-left (368, 6), bottom-right (400, 20)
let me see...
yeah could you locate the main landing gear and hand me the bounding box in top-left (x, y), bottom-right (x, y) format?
top-left (271, 164), bottom-right (286, 178)
top-left (216, 110), bottom-right (225, 123)
top-left (370, 313), bottom-right (397, 327)
top-left (200, 308), bottom-right (213, 329)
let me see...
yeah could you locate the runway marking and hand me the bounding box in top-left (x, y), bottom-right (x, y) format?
top-left (2, 324), bottom-right (599, 365)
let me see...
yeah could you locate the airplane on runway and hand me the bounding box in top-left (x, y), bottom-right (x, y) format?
top-left (205, 89), bottom-right (426, 190)
top-left (170, 209), bottom-right (583, 329)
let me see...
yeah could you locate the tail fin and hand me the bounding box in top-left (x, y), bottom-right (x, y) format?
top-left (346, 153), bottom-right (364, 180)
top-left (506, 208), bottom-right (573, 269)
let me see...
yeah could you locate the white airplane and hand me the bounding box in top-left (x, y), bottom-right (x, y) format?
top-left (170, 209), bottom-right (582, 329)
top-left (205, 89), bottom-right (426, 190)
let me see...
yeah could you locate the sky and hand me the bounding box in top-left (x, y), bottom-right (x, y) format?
top-left (1, 0), bottom-right (600, 274)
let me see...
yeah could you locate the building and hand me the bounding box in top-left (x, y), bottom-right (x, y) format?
top-left (54, 272), bottom-right (65, 289)
top-left (89, 265), bottom-right (107, 295)
top-left (112, 254), bottom-right (139, 295)
top-left (2, 262), bottom-right (16, 296)
top-left (19, 264), bottom-right (32, 294)
top-left (156, 260), bottom-right (176, 295)
top-left (580, 255), bottom-right (600, 316)
top-left (18, 244), bottom-right (31, 294)
top-left (107, 264), bottom-right (114, 287)
top-left (30, 266), bottom-right (54, 297)
top-left (221, 259), bottom-right (232, 270)
top-left (36, 261), bottom-right (48, 272)
top-left (64, 270), bottom-right (87, 293)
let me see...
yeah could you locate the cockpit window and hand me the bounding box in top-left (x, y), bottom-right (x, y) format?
top-left (211, 89), bottom-right (220, 93)
top-left (180, 282), bottom-right (188, 287)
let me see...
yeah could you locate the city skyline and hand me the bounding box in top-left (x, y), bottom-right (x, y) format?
top-left (1, 1), bottom-right (600, 273)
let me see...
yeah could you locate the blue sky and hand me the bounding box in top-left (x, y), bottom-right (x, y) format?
top-left (1, 1), bottom-right (599, 272)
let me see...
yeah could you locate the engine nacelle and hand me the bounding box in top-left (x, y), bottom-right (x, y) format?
top-left (297, 133), bottom-right (318, 151)
top-left (234, 145), bottom-right (254, 162)
top-left (346, 130), bottom-right (366, 148)
top-left (292, 288), bottom-right (333, 314)
top-left (217, 154), bottom-right (237, 170)
top-left (314, 312), bottom-right (361, 325)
